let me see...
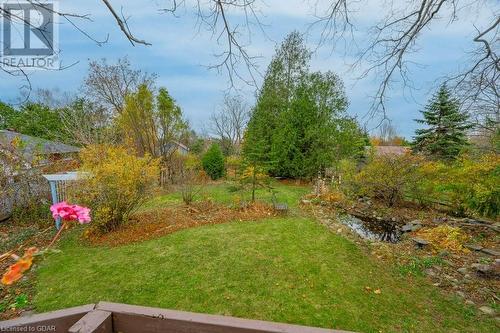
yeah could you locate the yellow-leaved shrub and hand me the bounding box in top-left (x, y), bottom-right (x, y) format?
top-left (72, 145), bottom-right (160, 235)
top-left (343, 151), bottom-right (499, 218)
top-left (355, 154), bottom-right (423, 206)
top-left (439, 153), bottom-right (500, 218)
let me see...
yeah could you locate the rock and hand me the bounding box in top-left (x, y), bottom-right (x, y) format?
top-left (401, 224), bottom-right (413, 232)
top-left (462, 217), bottom-right (482, 224)
top-left (412, 237), bottom-right (429, 248)
top-left (464, 243), bottom-right (483, 251)
top-left (336, 228), bottom-right (343, 234)
top-left (455, 291), bottom-right (466, 298)
top-left (479, 306), bottom-right (495, 315)
top-left (301, 199), bottom-right (311, 204)
top-left (401, 220), bottom-right (422, 232)
top-left (465, 300), bottom-right (475, 306)
top-left (424, 268), bottom-right (436, 277)
top-left (471, 264), bottom-right (500, 278)
top-left (481, 248), bottom-right (500, 257)
top-left (433, 217), bottom-right (447, 224)
top-left (457, 267), bottom-right (468, 274)
top-left (401, 223), bottom-right (422, 232)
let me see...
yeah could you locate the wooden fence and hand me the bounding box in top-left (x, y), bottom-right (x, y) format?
top-left (0, 302), bottom-right (354, 333)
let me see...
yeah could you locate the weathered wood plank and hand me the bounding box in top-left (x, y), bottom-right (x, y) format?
top-left (68, 310), bottom-right (112, 333)
top-left (0, 304), bottom-right (95, 332)
top-left (97, 302), bottom-right (352, 333)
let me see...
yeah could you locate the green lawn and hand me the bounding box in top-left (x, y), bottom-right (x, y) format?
top-left (142, 181), bottom-right (309, 210)
top-left (34, 217), bottom-right (496, 332)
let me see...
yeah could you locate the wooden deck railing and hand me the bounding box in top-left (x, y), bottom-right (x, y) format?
top-left (0, 302), bottom-right (354, 333)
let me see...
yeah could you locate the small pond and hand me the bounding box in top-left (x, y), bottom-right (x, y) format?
top-left (338, 214), bottom-right (401, 243)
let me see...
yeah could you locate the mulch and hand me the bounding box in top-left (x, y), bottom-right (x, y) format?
top-left (88, 201), bottom-right (278, 247)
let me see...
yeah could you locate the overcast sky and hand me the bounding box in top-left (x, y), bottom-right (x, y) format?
top-left (0, 0), bottom-right (497, 138)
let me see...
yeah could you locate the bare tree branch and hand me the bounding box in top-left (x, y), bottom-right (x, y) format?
top-left (312, 0), bottom-right (498, 123)
top-left (101, 0), bottom-right (151, 46)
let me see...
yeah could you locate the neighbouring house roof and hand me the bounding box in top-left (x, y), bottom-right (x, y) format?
top-left (163, 140), bottom-right (189, 155)
top-left (0, 130), bottom-right (80, 158)
top-left (365, 145), bottom-right (411, 157)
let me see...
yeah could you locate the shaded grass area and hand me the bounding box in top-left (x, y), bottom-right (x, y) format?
top-left (142, 181), bottom-right (309, 210)
top-left (34, 217), bottom-right (496, 332)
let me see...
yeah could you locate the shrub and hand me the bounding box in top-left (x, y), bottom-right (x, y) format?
top-left (339, 150), bottom-right (499, 218)
top-left (356, 154), bottom-right (423, 206)
top-left (239, 164), bottom-right (271, 202)
top-left (441, 153), bottom-right (499, 217)
top-left (72, 145), bottom-right (159, 234)
top-left (11, 200), bottom-right (52, 228)
top-left (337, 158), bottom-right (359, 197)
top-left (202, 143), bottom-right (225, 180)
top-left (179, 153), bottom-right (207, 205)
top-left (225, 155), bottom-right (242, 179)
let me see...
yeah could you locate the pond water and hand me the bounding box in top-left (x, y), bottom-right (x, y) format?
top-left (338, 214), bottom-right (401, 243)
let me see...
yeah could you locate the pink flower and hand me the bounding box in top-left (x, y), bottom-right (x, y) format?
top-left (50, 202), bottom-right (91, 224)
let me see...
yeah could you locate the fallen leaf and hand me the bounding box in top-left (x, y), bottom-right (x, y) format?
top-left (374, 289), bottom-right (381, 294)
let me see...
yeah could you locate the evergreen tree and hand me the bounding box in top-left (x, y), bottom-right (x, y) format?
top-left (202, 143), bottom-right (225, 180)
top-left (413, 84), bottom-right (472, 160)
top-left (243, 31), bottom-right (310, 169)
top-left (271, 71), bottom-right (351, 178)
top-left (243, 31), bottom-right (364, 178)
top-left (1, 102), bottom-right (71, 143)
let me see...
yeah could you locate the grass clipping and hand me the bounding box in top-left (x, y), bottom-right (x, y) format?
top-left (415, 225), bottom-right (470, 254)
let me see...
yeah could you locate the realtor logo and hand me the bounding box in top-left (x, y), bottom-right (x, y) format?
top-left (0, 0), bottom-right (59, 70)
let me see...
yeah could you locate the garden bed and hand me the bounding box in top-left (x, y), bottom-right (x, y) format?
top-left (88, 201), bottom-right (278, 247)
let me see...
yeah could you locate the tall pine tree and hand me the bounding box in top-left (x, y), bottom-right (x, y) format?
top-left (243, 32), bottom-right (364, 178)
top-left (243, 31), bottom-right (310, 168)
top-left (413, 84), bottom-right (471, 160)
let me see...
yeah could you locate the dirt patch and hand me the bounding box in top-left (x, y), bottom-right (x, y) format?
top-left (88, 201), bottom-right (279, 247)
